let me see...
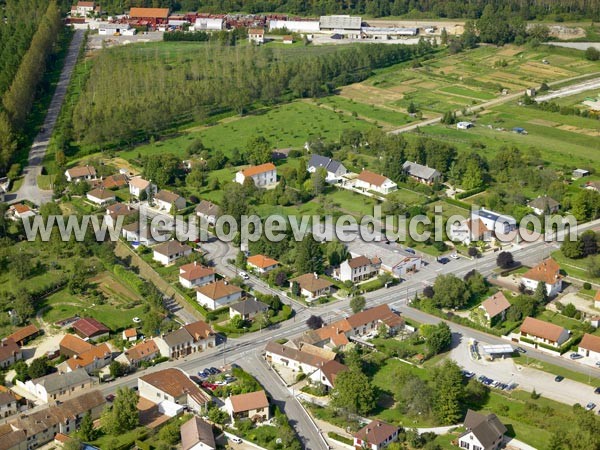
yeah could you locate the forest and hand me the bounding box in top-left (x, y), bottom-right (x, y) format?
top-left (0, 0), bottom-right (63, 173)
top-left (97, 0), bottom-right (600, 20)
top-left (71, 39), bottom-right (433, 146)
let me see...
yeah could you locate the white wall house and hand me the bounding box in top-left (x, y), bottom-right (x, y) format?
top-left (307, 155), bottom-right (347, 182)
top-left (154, 190), bottom-right (186, 212)
top-left (458, 410), bottom-right (506, 450)
top-left (138, 368), bottom-right (211, 413)
top-left (521, 258), bottom-right (563, 297)
top-left (338, 255), bottom-right (381, 283)
top-left (129, 177), bottom-right (156, 198)
top-left (194, 18), bottom-right (224, 31)
top-left (179, 262), bottom-right (216, 289)
top-left (248, 28), bottom-right (265, 43)
top-left (355, 170), bottom-right (397, 195)
top-left (86, 188), bottom-right (115, 206)
top-left (235, 163), bottom-right (277, 188)
top-left (578, 333), bottom-right (600, 361)
top-left (153, 240), bottom-right (192, 266)
top-left (472, 208), bottom-right (517, 235)
top-left (65, 165), bottom-right (96, 182)
top-left (195, 280), bottom-right (243, 310)
top-left (520, 316), bottom-right (569, 348)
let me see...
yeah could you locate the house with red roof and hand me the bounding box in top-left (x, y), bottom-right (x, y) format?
top-left (178, 261), bottom-right (216, 289)
top-left (354, 170), bottom-right (397, 195)
top-left (521, 258), bottom-right (563, 297)
top-left (353, 420), bottom-right (401, 450)
top-left (235, 163), bottom-right (277, 188)
top-left (519, 316), bottom-right (569, 349)
top-left (72, 317), bottom-right (110, 341)
top-left (247, 254), bottom-right (279, 274)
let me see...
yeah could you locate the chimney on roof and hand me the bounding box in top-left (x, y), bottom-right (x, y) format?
top-left (314, 272), bottom-right (318, 279)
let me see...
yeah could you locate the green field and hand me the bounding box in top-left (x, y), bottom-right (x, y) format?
top-left (317, 95), bottom-right (414, 127)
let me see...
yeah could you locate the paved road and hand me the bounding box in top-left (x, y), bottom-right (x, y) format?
top-left (388, 71), bottom-right (600, 135)
top-left (7, 30), bottom-right (85, 206)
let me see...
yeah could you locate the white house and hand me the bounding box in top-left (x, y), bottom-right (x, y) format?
top-left (355, 170), bottom-right (397, 195)
top-left (521, 258), bottom-right (563, 297)
top-left (479, 292), bottom-right (511, 326)
top-left (105, 203), bottom-right (136, 227)
top-left (195, 280), bottom-right (243, 310)
top-left (247, 254), bottom-right (279, 274)
top-left (265, 341), bottom-right (330, 374)
top-left (98, 22), bottom-right (134, 35)
top-left (353, 420), bottom-right (401, 450)
top-left (229, 298), bottom-right (269, 321)
top-left (307, 155), bottom-right (347, 182)
top-left (235, 163), bottom-right (277, 188)
top-left (122, 221), bottom-right (162, 246)
top-left (86, 188), bottom-right (115, 206)
top-left (10, 204), bottom-right (36, 221)
top-left (65, 165), bottom-right (96, 182)
top-left (0, 338), bottom-right (22, 369)
top-left (457, 121), bottom-right (473, 130)
top-left (154, 190), bottom-right (186, 212)
top-left (338, 255), bottom-right (381, 283)
top-left (458, 410), bottom-right (506, 450)
top-left (178, 262), bottom-right (216, 289)
top-left (472, 208), bottom-right (517, 235)
top-left (129, 176), bottom-right (156, 198)
top-left (308, 359), bottom-right (348, 389)
top-left (0, 391), bottom-right (18, 418)
top-left (194, 17), bottom-right (225, 31)
top-left (520, 316), bottom-right (569, 348)
top-left (19, 368), bottom-right (93, 404)
top-left (71, 1), bottom-right (97, 16)
top-left (115, 339), bottom-right (160, 368)
top-left (154, 321), bottom-right (215, 359)
top-left (578, 333), bottom-right (600, 361)
top-left (449, 218), bottom-right (492, 245)
top-left (195, 200), bottom-right (220, 226)
top-left (528, 195), bottom-right (559, 215)
top-left (289, 273), bottom-right (333, 301)
top-left (153, 240), bottom-right (192, 266)
top-left (225, 390), bottom-right (270, 423)
top-left (138, 368), bottom-right (211, 413)
top-left (248, 28), bottom-right (265, 44)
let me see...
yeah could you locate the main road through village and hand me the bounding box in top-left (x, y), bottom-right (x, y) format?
top-left (96, 216), bottom-right (600, 450)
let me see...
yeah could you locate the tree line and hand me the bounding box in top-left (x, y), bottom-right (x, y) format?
top-left (0, 0), bottom-right (62, 174)
top-left (71, 39), bottom-right (433, 146)
top-left (96, 0), bottom-right (599, 20)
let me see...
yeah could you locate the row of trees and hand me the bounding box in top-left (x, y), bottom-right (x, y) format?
top-left (72, 39), bottom-right (433, 145)
top-left (93, 0), bottom-right (600, 20)
top-left (0, 0), bottom-right (62, 173)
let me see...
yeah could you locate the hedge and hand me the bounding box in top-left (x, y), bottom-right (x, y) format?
top-left (328, 431), bottom-right (353, 446)
top-left (444, 197), bottom-right (471, 210)
top-left (456, 187), bottom-right (486, 199)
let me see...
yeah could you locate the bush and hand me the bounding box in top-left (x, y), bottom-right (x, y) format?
top-left (583, 282), bottom-right (592, 290)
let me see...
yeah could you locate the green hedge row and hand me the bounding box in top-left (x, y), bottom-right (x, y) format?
top-left (444, 197), bottom-right (471, 210)
top-left (456, 187), bottom-right (486, 199)
top-left (112, 264), bottom-right (145, 295)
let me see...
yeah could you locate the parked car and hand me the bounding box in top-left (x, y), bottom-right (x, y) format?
top-left (105, 394), bottom-right (115, 402)
top-left (462, 370), bottom-right (475, 379)
top-left (239, 272), bottom-right (250, 280)
top-left (438, 257), bottom-right (450, 264)
top-left (405, 248), bottom-right (416, 254)
top-left (586, 402), bottom-right (596, 411)
top-left (570, 353), bottom-right (583, 360)
top-left (555, 375), bottom-right (564, 382)
top-left (515, 346), bottom-right (527, 354)
top-left (210, 367), bottom-right (221, 375)
top-left (231, 437), bottom-right (243, 444)
top-left (450, 253), bottom-right (459, 260)
top-left (594, 387), bottom-right (600, 394)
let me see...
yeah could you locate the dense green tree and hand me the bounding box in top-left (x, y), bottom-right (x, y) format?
top-left (432, 274), bottom-right (470, 309)
top-left (431, 360), bottom-right (464, 424)
top-left (109, 361), bottom-right (127, 378)
top-left (350, 295), bottom-right (366, 314)
top-left (534, 281), bottom-right (549, 304)
top-left (421, 322), bottom-right (452, 355)
top-left (27, 357), bottom-right (51, 379)
top-left (331, 369), bottom-right (377, 415)
top-left (294, 235), bottom-right (323, 274)
top-left (79, 412), bottom-right (96, 441)
top-left (246, 136), bottom-right (273, 165)
top-left (101, 387), bottom-right (139, 434)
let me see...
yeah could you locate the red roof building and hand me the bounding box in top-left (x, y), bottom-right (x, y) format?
top-left (72, 318), bottom-right (110, 341)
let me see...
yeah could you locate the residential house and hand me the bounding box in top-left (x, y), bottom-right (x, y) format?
top-left (247, 254), bottom-right (279, 274)
top-left (129, 176), bottom-right (156, 198)
top-left (229, 298), bottom-right (269, 321)
top-left (248, 28), bottom-right (265, 44)
top-left (105, 203), bottom-right (136, 227)
top-left (338, 255), bottom-right (381, 283)
top-left (332, 304), bottom-right (404, 338)
top-left (154, 321), bottom-right (215, 359)
top-left (519, 316), bottom-right (569, 348)
top-left (353, 420), bottom-right (401, 450)
top-left (308, 359), bottom-right (348, 389)
top-left (153, 240), bottom-right (192, 266)
top-left (573, 168), bottom-right (590, 179)
top-left (528, 195), bottom-right (560, 215)
top-left (59, 334), bottom-right (94, 358)
top-left (122, 328), bottom-right (138, 342)
top-left (521, 258), bottom-right (563, 297)
top-left (479, 292), bottom-right (511, 326)
top-left (0, 391), bottom-right (18, 418)
top-left (115, 339), bottom-right (160, 368)
top-left (449, 218), bottom-right (492, 245)
top-left (457, 121), bottom-right (474, 130)
top-left (472, 208), bottom-right (517, 236)
top-left (65, 165), bottom-right (96, 182)
top-left (0, 390), bottom-right (105, 450)
top-left (71, 1), bottom-right (97, 16)
top-left (180, 417), bottom-right (216, 450)
top-left (19, 368), bottom-right (93, 404)
top-left (10, 204), bottom-right (36, 221)
top-left (578, 333), bottom-right (600, 360)
top-left (86, 188), bottom-right (115, 206)
top-left (122, 221), bottom-right (163, 246)
top-left (195, 280), bottom-right (243, 310)
top-left (154, 190), bottom-right (186, 212)
top-left (235, 163), bottom-right (277, 188)
top-left (7, 324), bottom-right (41, 346)
top-left (402, 161), bottom-right (441, 185)
top-left (72, 317), bottom-right (110, 341)
top-left (290, 273), bottom-right (333, 301)
top-left (0, 339), bottom-right (22, 369)
top-left (100, 174), bottom-right (128, 190)
top-left (179, 262), bottom-right (216, 289)
top-left (355, 170), bottom-right (397, 195)
top-left (307, 155), bottom-right (347, 182)
top-left (225, 390), bottom-right (270, 422)
top-left (195, 200), bottom-right (221, 226)
top-left (303, 325), bottom-right (350, 349)
top-left (58, 342), bottom-right (112, 374)
top-left (458, 410), bottom-right (507, 450)
top-left (265, 341), bottom-right (330, 374)
top-left (138, 368), bottom-right (211, 412)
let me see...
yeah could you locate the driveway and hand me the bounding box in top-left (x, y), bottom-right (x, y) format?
top-left (9, 29), bottom-right (86, 206)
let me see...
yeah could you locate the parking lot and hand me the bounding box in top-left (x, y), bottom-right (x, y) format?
top-left (451, 335), bottom-right (600, 408)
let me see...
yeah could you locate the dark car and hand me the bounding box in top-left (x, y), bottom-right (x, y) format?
top-left (105, 394), bottom-right (115, 402)
top-left (462, 370), bottom-right (475, 379)
top-left (570, 353), bottom-right (583, 360)
top-left (405, 248), bottom-right (416, 254)
top-left (555, 375), bottom-right (564, 382)
top-left (594, 387), bottom-right (600, 394)
top-left (209, 367), bottom-right (220, 375)
top-left (438, 257), bottom-right (450, 264)
top-left (515, 346), bottom-right (527, 354)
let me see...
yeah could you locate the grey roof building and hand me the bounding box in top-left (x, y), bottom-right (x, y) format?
top-left (402, 161), bottom-right (441, 184)
top-left (229, 298), bottom-right (269, 320)
top-left (308, 155), bottom-right (347, 181)
top-left (459, 410), bottom-right (507, 450)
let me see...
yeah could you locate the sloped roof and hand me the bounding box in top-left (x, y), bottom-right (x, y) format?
top-left (60, 334), bottom-right (94, 355)
top-left (528, 195), bottom-right (559, 211)
top-left (265, 341), bottom-right (328, 369)
top-left (7, 324), bottom-right (39, 344)
top-left (354, 420), bottom-right (400, 446)
top-left (195, 280), bottom-right (242, 300)
top-left (12, 204), bottom-right (31, 214)
top-left (0, 338), bottom-right (19, 362)
top-left (461, 409), bottom-right (507, 448)
top-left (87, 188), bottom-right (115, 200)
top-left (122, 328), bottom-right (138, 339)
top-left (183, 321), bottom-right (214, 341)
top-left (345, 255), bottom-right (380, 269)
top-left (480, 292), bottom-right (511, 318)
top-left (247, 254), bottom-right (279, 269)
top-left (357, 170), bottom-right (390, 187)
top-left (179, 262), bottom-right (215, 281)
top-left (140, 368), bottom-right (211, 405)
top-left (229, 298), bottom-right (269, 316)
top-left (129, 176), bottom-right (151, 189)
top-left (402, 161), bottom-right (440, 180)
top-left (64, 343), bottom-right (111, 371)
top-left (195, 200), bottom-right (221, 217)
top-left (162, 327), bottom-right (194, 347)
top-left (228, 390), bottom-right (269, 413)
top-left (241, 163), bottom-right (276, 177)
top-left (466, 218), bottom-right (489, 238)
top-left (72, 317), bottom-right (110, 338)
top-left (308, 155), bottom-right (344, 173)
top-left (520, 316), bottom-right (567, 343)
top-left (124, 339), bottom-right (159, 362)
top-left (314, 325), bottom-right (350, 347)
top-left (106, 203), bottom-right (136, 218)
top-left (181, 417), bottom-right (215, 450)
top-left (522, 258), bottom-right (562, 285)
top-left (579, 333), bottom-right (600, 354)
top-left (290, 273), bottom-right (333, 293)
top-left (101, 174), bottom-right (128, 189)
top-left (66, 165), bottom-right (96, 178)
top-left (154, 240), bottom-right (192, 257)
top-left (345, 304), bottom-right (403, 329)
top-left (155, 189), bottom-right (182, 204)
top-left (33, 368), bottom-right (91, 393)
top-left (320, 360), bottom-right (348, 386)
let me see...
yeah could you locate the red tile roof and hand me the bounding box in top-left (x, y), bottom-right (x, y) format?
top-left (522, 258), bottom-right (562, 285)
top-left (480, 292), bottom-right (511, 318)
top-left (290, 273), bottom-right (333, 293)
top-left (520, 316), bottom-right (567, 343)
top-left (0, 339), bottom-right (19, 362)
top-left (228, 390), bottom-right (269, 413)
top-left (579, 333), bottom-right (600, 354)
top-left (6, 324), bottom-right (39, 345)
top-left (179, 262), bottom-right (215, 281)
top-left (72, 317), bottom-right (110, 338)
top-left (60, 334), bottom-right (94, 355)
top-left (124, 340), bottom-right (159, 363)
top-left (64, 343), bottom-right (111, 371)
top-left (195, 280), bottom-right (242, 300)
top-left (140, 368), bottom-right (211, 405)
top-left (247, 254), bottom-right (279, 269)
top-left (357, 170), bottom-right (389, 187)
top-left (129, 7), bottom-right (169, 18)
top-left (354, 420), bottom-right (400, 446)
top-left (241, 163), bottom-right (275, 177)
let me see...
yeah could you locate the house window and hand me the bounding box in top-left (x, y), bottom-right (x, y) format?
top-left (460, 441), bottom-right (470, 449)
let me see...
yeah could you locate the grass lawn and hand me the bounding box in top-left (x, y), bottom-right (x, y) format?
top-left (119, 101), bottom-right (375, 161)
top-left (90, 427), bottom-right (149, 449)
top-left (552, 250), bottom-right (600, 283)
top-left (326, 188), bottom-right (380, 216)
top-left (536, 310), bottom-right (585, 331)
top-left (318, 95), bottom-right (414, 127)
